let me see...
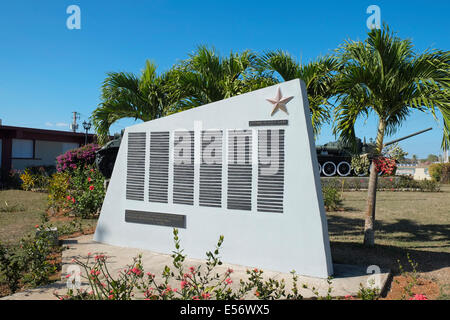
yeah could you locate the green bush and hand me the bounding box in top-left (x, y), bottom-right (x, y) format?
top-left (47, 172), bottom-right (71, 211)
top-left (0, 228), bottom-right (59, 295)
top-left (351, 155), bottom-right (370, 176)
top-left (322, 185), bottom-right (342, 210)
top-left (66, 165), bottom-right (105, 218)
top-left (429, 163), bottom-right (450, 184)
top-left (321, 176), bottom-right (439, 192)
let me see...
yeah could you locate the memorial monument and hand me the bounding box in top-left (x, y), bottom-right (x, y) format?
top-left (94, 79), bottom-right (333, 278)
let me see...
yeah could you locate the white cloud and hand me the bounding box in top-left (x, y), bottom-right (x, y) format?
top-left (45, 122), bottom-right (54, 127)
top-left (55, 122), bottom-right (69, 127)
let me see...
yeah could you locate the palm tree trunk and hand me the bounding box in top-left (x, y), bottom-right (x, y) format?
top-left (363, 118), bottom-right (386, 247)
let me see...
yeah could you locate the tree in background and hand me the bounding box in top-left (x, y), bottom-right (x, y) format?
top-left (333, 25), bottom-right (450, 246)
top-left (167, 45), bottom-right (275, 114)
top-left (426, 154), bottom-right (439, 163)
top-left (91, 60), bottom-right (176, 143)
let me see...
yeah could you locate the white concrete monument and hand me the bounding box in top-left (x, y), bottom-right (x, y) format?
top-left (94, 79), bottom-right (333, 278)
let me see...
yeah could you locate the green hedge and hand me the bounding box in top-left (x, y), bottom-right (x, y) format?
top-left (321, 176), bottom-right (439, 192)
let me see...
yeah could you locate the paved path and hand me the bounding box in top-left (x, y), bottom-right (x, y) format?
top-left (1, 235), bottom-right (390, 300)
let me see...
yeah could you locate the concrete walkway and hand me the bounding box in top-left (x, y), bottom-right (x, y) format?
top-left (1, 235), bottom-right (390, 300)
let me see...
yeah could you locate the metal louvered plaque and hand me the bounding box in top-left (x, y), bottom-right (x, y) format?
top-left (148, 131), bottom-right (170, 203)
top-left (227, 129), bottom-right (252, 211)
top-left (200, 130), bottom-right (223, 207)
top-left (173, 131), bottom-right (195, 205)
top-left (257, 129), bottom-right (285, 213)
top-left (126, 132), bottom-right (146, 201)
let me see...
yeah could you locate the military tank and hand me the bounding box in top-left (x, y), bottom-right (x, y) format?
top-left (316, 137), bottom-right (376, 177)
top-left (316, 128), bottom-right (433, 177)
top-left (95, 131), bottom-right (123, 179)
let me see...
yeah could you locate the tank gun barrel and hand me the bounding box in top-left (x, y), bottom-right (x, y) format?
top-left (384, 127), bottom-right (432, 147)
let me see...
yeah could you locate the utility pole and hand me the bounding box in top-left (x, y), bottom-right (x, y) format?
top-left (70, 111), bottom-right (79, 132)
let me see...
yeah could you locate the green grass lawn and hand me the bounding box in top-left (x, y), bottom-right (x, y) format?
top-left (1, 187), bottom-right (448, 298)
top-left (0, 190), bottom-right (96, 246)
top-left (327, 184), bottom-right (450, 298)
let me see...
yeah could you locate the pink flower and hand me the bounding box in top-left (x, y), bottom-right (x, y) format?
top-left (409, 294), bottom-right (428, 300)
top-left (192, 296), bottom-right (200, 300)
top-left (34, 224), bottom-right (39, 229)
top-left (189, 266), bottom-right (195, 274)
top-left (180, 280), bottom-right (188, 289)
top-left (108, 295), bottom-right (114, 299)
top-left (88, 177), bottom-right (92, 182)
top-left (202, 292), bottom-right (211, 299)
top-left (89, 185), bottom-right (94, 191)
top-left (225, 278), bottom-right (232, 285)
top-left (131, 267), bottom-right (142, 276)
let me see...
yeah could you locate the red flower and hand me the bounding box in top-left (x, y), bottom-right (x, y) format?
top-left (88, 177), bottom-right (92, 182)
top-left (225, 278), bottom-right (232, 284)
top-left (89, 185), bottom-right (94, 191)
top-left (409, 294), bottom-right (428, 300)
top-left (34, 224), bottom-right (39, 228)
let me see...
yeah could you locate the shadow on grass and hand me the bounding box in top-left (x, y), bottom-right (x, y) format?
top-left (327, 215), bottom-right (450, 274)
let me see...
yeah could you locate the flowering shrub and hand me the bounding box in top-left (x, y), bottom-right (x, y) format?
top-left (372, 156), bottom-right (397, 176)
top-left (65, 165), bottom-right (105, 218)
top-left (56, 229), bottom-right (318, 300)
top-left (56, 144), bottom-right (100, 173)
top-left (409, 294), bottom-right (428, 300)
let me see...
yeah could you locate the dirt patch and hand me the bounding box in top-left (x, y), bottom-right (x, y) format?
top-left (382, 274), bottom-right (440, 300)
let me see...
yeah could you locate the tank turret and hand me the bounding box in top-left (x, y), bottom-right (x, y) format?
top-left (95, 131), bottom-right (123, 179)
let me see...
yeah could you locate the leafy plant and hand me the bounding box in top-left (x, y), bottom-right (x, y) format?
top-left (47, 172), bottom-right (70, 212)
top-left (0, 228), bottom-right (59, 294)
top-left (351, 154), bottom-right (370, 176)
top-left (429, 163), bottom-right (450, 183)
top-left (357, 279), bottom-right (380, 300)
top-left (66, 166), bottom-right (105, 218)
top-left (322, 185), bottom-right (343, 210)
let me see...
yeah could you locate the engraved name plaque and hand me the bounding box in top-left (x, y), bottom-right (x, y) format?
top-left (125, 210), bottom-right (186, 228)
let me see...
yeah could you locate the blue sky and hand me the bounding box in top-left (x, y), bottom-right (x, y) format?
top-left (0, 0), bottom-right (448, 158)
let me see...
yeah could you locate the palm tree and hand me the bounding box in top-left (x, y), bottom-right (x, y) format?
top-left (333, 25), bottom-right (450, 246)
top-left (258, 50), bottom-right (339, 135)
top-left (92, 60), bottom-right (175, 142)
top-left (167, 45), bottom-right (276, 114)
